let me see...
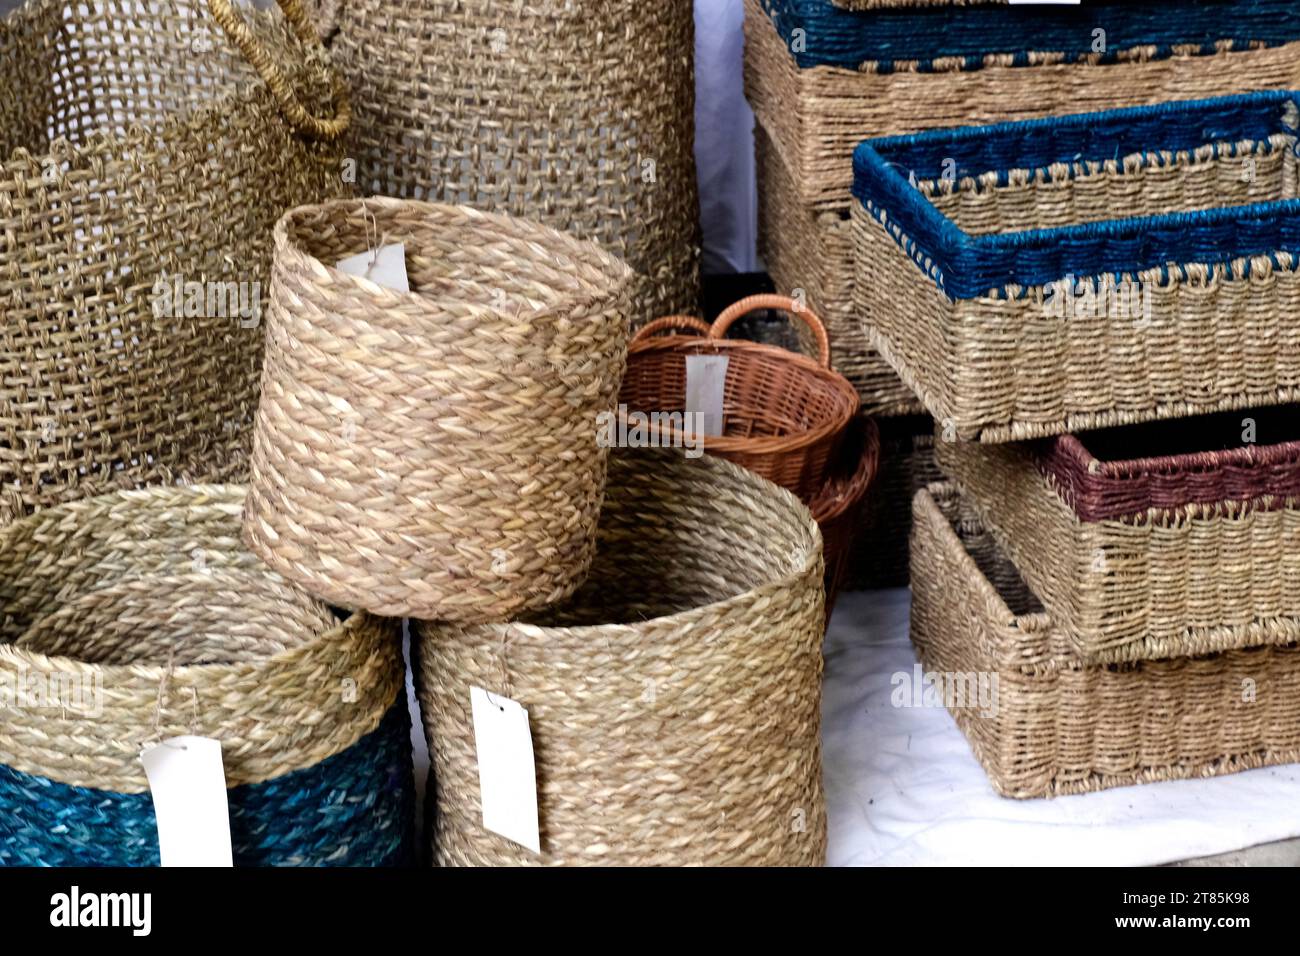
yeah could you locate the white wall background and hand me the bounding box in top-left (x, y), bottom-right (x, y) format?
top-left (695, 0), bottom-right (759, 275)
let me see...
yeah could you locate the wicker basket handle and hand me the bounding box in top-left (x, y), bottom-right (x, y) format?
top-left (710, 295), bottom-right (831, 368)
top-left (630, 315), bottom-right (712, 343)
top-left (206, 0), bottom-right (351, 140)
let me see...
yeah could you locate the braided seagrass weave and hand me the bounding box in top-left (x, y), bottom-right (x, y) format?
top-left (911, 484), bottom-right (1300, 799)
top-left (0, 484), bottom-right (412, 866)
top-left (853, 91), bottom-right (1300, 442)
top-left (416, 450), bottom-right (827, 866)
top-left (0, 0), bottom-right (349, 523)
top-left (938, 409), bottom-right (1300, 663)
top-left (244, 198), bottom-right (632, 621)
top-left (328, 0), bottom-right (700, 325)
top-left (747, 0), bottom-right (1300, 210)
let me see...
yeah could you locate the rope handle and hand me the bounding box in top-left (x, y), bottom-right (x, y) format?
top-left (709, 294), bottom-right (831, 368)
top-left (630, 315), bottom-right (712, 343)
top-left (206, 0), bottom-right (351, 140)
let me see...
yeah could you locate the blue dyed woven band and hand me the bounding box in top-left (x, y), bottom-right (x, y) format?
top-left (852, 90), bottom-right (1300, 298)
top-left (763, 0), bottom-right (1300, 71)
top-left (0, 699), bottom-right (415, 867)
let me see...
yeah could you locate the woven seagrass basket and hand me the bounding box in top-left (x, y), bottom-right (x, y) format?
top-left (811, 415), bottom-right (879, 620)
top-left (911, 483), bottom-right (1300, 799)
top-left (326, 0), bottom-right (700, 326)
top-left (853, 90), bottom-right (1300, 443)
top-left (755, 126), bottom-right (920, 418)
top-left (747, 0), bottom-right (1300, 211)
top-left (244, 197), bottom-right (632, 622)
top-left (620, 295), bottom-right (860, 502)
top-left (0, 485), bottom-right (413, 867)
top-left (0, 0), bottom-right (349, 523)
top-left (937, 407), bottom-right (1300, 663)
top-left (415, 449), bottom-right (827, 866)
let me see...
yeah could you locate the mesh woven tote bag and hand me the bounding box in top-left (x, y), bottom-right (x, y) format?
top-left (0, 0), bottom-right (349, 524)
top-left (326, 0), bottom-right (701, 325)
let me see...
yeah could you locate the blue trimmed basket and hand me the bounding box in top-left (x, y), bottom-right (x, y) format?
top-left (851, 89), bottom-right (1300, 443)
top-left (0, 485), bottom-right (415, 867)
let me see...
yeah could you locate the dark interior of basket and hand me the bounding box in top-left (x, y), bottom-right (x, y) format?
top-left (930, 487), bottom-right (1044, 620)
top-left (1073, 405), bottom-right (1300, 463)
top-left (852, 91), bottom-right (1300, 298)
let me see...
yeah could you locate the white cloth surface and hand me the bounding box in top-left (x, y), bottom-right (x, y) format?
top-left (825, 589), bottom-right (1300, 867)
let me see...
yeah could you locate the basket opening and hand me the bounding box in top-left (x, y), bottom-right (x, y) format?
top-left (1072, 403), bottom-right (1300, 465)
top-left (928, 487), bottom-right (1044, 619)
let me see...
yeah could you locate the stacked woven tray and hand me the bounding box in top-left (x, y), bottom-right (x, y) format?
top-left (745, 0), bottom-right (1300, 585)
top-left (876, 89), bottom-right (1300, 797)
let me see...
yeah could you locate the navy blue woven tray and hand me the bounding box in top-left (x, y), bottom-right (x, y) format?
top-left (852, 89), bottom-right (1300, 299)
top-left (762, 0), bottom-right (1300, 71)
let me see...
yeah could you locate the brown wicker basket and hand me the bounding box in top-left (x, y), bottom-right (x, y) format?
top-left (911, 483), bottom-right (1300, 799)
top-left (811, 415), bottom-right (880, 620)
top-left (755, 125), bottom-right (921, 417)
top-left (414, 449), bottom-right (827, 866)
top-left (326, 0), bottom-right (700, 326)
top-left (620, 295), bottom-right (860, 503)
top-left (937, 406), bottom-right (1300, 663)
top-left (244, 198), bottom-right (632, 622)
top-left (0, 0), bottom-right (349, 523)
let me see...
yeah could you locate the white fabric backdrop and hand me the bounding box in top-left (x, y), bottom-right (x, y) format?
top-left (695, 0), bottom-right (759, 274)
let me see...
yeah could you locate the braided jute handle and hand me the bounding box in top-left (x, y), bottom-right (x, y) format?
top-left (206, 0), bottom-right (351, 140)
top-left (710, 294), bottom-right (831, 368)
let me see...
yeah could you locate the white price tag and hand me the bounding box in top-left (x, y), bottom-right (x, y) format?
top-left (140, 736), bottom-right (233, 867)
top-left (470, 686), bottom-right (540, 854)
top-left (336, 242), bottom-right (410, 293)
top-left (685, 354), bottom-right (729, 438)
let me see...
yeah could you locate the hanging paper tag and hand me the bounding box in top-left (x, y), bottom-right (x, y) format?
top-left (685, 354), bottom-right (729, 438)
top-left (140, 737), bottom-right (233, 867)
top-left (336, 242), bottom-right (410, 293)
top-left (470, 686), bottom-right (541, 854)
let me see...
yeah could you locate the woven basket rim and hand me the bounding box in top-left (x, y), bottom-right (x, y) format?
top-left (0, 483), bottom-right (363, 681)
top-left (625, 336), bottom-right (860, 456)
top-left (811, 417), bottom-right (880, 523)
top-left (455, 454), bottom-right (823, 641)
top-left (852, 90), bottom-right (1300, 299)
top-left (760, 0), bottom-right (1300, 73)
top-left (274, 196), bottom-right (635, 322)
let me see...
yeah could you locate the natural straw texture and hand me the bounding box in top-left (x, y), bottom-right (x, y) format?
top-left (746, 0), bottom-right (1300, 210)
top-left (755, 126), bottom-right (921, 416)
top-left (244, 198), bottom-right (632, 621)
top-left (0, 0), bottom-right (348, 523)
top-left (621, 296), bottom-right (859, 502)
top-left (937, 418), bottom-right (1300, 663)
top-left (911, 483), bottom-right (1300, 799)
top-left (0, 484), bottom-right (412, 866)
top-left (853, 92), bottom-right (1300, 442)
top-left (328, 0), bottom-right (700, 326)
top-left (416, 449), bottom-right (827, 866)
top-left (810, 415), bottom-right (879, 619)
top-left (844, 415), bottom-right (940, 589)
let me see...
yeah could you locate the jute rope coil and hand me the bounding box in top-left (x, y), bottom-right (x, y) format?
top-left (746, 0), bottom-right (1300, 210)
top-left (244, 198), bottom-right (632, 621)
top-left (911, 484), bottom-right (1300, 799)
top-left (0, 0), bottom-right (349, 523)
top-left (936, 414), bottom-right (1300, 663)
top-left (328, 0), bottom-right (701, 326)
top-left (416, 449), bottom-right (827, 866)
top-left (0, 484), bottom-right (413, 865)
top-left (853, 92), bottom-right (1300, 442)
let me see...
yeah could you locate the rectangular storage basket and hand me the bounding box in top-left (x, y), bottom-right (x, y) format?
top-left (853, 90), bottom-right (1300, 442)
top-left (756, 126), bottom-right (920, 418)
top-left (911, 483), bottom-right (1300, 799)
top-left (937, 408), bottom-right (1300, 662)
top-left (746, 0), bottom-right (1300, 211)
